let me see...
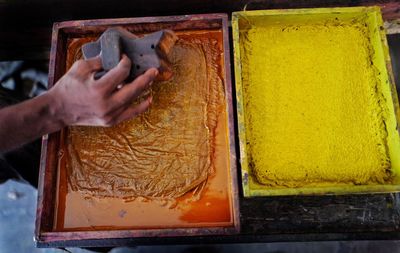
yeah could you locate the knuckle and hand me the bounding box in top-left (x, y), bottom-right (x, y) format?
top-left (96, 102), bottom-right (111, 118)
top-left (74, 59), bottom-right (88, 68)
top-left (100, 115), bottom-right (115, 127)
top-left (120, 57), bottom-right (131, 70)
top-left (93, 83), bottom-right (106, 94)
top-left (70, 60), bottom-right (91, 79)
top-left (120, 96), bottom-right (131, 106)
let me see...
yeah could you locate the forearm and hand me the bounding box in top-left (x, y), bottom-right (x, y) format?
top-left (0, 92), bottom-right (65, 152)
top-left (0, 56), bottom-right (156, 153)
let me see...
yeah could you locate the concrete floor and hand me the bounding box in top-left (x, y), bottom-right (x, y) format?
top-left (1, 180), bottom-right (400, 253)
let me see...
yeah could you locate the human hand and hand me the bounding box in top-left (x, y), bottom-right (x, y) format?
top-left (48, 55), bottom-right (157, 127)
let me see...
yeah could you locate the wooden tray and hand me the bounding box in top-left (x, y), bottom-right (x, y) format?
top-left (232, 7), bottom-right (400, 197)
top-left (35, 13), bottom-right (239, 246)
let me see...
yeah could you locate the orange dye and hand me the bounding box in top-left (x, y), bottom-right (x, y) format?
top-left (54, 29), bottom-right (233, 231)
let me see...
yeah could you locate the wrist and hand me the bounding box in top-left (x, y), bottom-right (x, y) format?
top-left (42, 90), bottom-right (68, 130)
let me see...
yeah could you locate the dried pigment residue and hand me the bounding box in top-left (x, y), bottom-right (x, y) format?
top-left (240, 19), bottom-right (392, 187)
top-left (65, 33), bottom-right (225, 200)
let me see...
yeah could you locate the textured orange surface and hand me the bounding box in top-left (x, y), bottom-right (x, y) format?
top-left (65, 33), bottom-right (224, 200)
top-left (55, 29), bottom-right (233, 230)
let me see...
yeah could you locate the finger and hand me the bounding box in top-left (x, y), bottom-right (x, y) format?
top-left (114, 96), bottom-right (153, 124)
top-left (97, 55), bottom-right (131, 92)
top-left (85, 56), bottom-right (103, 72)
top-left (70, 57), bottom-right (102, 78)
top-left (112, 68), bottom-right (158, 106)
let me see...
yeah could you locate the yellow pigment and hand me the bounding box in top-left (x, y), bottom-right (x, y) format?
top-left (240, 18), bottom-right (392, 187)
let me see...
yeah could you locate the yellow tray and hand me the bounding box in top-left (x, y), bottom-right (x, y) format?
top-left (232, 6), bottom-right (400, 197)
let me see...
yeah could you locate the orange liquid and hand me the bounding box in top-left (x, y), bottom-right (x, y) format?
top-left (54, 29), bottom-right (234, 231)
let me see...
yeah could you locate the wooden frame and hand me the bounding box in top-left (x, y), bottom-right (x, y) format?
top-left (35, 13), bottom-right (240, 247)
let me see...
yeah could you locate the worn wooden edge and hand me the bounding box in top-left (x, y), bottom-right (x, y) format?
top-left (38, 226), bottom-right (239, 244)
top-left (54, 13), bottom-right (228, 35)
top-left (238, 1), bottom-right (400, 21)
top-left (380, 2), bottom-right (400, 21)
top-left (231, 13), bottom-right (251, 198)
top-left (221, 14), bottom-right (241, 233)
top-left (379, 12), bottom-right (400, 164)
top-left (34, 134), bottom-right (49, 241)
top-left (36, 231), bottom-right (400, 248)
top-left (35, 13), bottom-right (241, 246)
top-left (35, 22), bottom-right (66, 241)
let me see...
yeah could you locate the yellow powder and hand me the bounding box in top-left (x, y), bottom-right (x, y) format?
top-left (240, 19), bottom-right (392, 187)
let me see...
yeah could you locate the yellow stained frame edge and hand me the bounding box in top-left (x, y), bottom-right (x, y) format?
top-left (232, 6), bottom-right (400, 197)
